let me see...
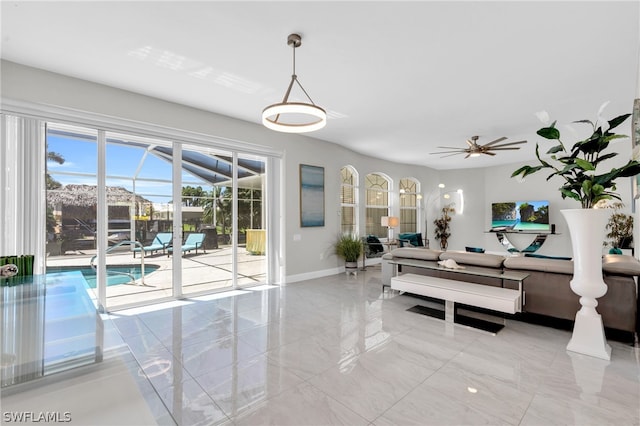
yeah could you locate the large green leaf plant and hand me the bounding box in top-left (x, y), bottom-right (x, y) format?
top-left (512, 105), bottom-right (640, 209)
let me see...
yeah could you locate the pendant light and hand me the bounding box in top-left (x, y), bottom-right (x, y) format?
top-left (262, 33), bottom-right (327, 133)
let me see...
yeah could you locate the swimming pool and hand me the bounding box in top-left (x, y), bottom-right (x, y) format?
top-left (46, 264), bottom-right (160, 288)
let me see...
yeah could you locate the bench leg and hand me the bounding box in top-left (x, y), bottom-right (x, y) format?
top-left (453, 306), bottom-right (506, 334)
top-left (445, 300), bottom-right (455, 322)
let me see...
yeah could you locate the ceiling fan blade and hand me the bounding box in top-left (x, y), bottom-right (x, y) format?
top-left (429, 150), bottom-right (466, 154)
top-left (483, 151), bottom-right (497, 156)
top-left (488, 147), bottom-right (522, 151)
top-left (465, 139), bottom-right (475, 147)
top-left (442, 152), bottom-right (465, 158)
top-left (436, 146), bottom-right (467, 150)
top-left (490, 140), bottom-right (527, 148)
top-left (483, 137), bottom-right (508, 147)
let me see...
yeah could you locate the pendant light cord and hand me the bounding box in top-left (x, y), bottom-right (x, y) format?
top-left (292, 42), bottom-right (296, 76)
top-left (282, 41), bottom-right (317, 106)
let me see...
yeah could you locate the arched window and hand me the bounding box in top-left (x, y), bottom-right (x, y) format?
top-left (399, 178), bottom-right (420, 233)
top-left (340, 166), bottom-right (358, 235)
top-left (365, 173), bottom-right (390, 237)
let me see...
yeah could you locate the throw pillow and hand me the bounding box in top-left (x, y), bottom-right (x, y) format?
top-left (465, 246), bottom-right (485, 253)
top-left (398, 233), bottom-right (424, 247)
top-left (366, 235), bottom-right (384, 254)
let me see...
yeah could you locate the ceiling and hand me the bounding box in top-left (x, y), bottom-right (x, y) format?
top-left (2, 1), bottom-right (639, 170)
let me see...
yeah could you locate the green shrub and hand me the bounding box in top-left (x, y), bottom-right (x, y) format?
top-left (336, 234), bottom-right (363, 262)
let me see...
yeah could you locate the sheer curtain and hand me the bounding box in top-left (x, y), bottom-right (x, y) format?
top-left (0, 114), bottom-right (46, 274)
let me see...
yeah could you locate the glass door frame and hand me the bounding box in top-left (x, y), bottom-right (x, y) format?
top-left (4, 98), bottom-right (284, 312)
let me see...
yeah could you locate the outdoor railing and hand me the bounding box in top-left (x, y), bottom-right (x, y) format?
top-left (89, 240), bottom-right (146, 286)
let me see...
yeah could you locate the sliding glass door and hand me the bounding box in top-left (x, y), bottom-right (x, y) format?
top-left (45, 122), bottom-right (271, 310)
top-left (45, 123), bottom-right (98, 289)
top-left (237, 154), bottom-right (267, 286)
top-left (177, 146), bottom-right (269, 296)
top-left (105, 131), bottom-right (175, 309)
top-left (179, 144), bottom-right (234, 296)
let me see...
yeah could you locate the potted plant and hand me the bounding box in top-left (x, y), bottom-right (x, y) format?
top-left (602, 201), bottom-right (633, 254)
top-left (433, 204), bottom-right (455, 250)
top-left (336, 234), bottom-right (363, 272)
top-left (511, 106), bottom-right (640, 208)
top-left (511, 104), bottom-right (640, 360)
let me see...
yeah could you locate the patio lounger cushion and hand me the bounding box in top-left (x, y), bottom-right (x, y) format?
top-left (168, 233), bottom-right (206, 255)
top-left (132, 232), bottom-right (173, 257)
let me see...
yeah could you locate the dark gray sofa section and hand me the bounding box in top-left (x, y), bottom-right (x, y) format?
top-left (503, 255), bottom-right (640, 333)
top-left (382, 249), bottom-right (640, 334)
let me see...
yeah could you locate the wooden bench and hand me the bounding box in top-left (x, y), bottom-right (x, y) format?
top-left (391, 273), bottom-right (521, 330)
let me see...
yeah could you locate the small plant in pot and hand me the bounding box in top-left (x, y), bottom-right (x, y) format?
top-left (336, 234), bottom-right (363, 270)
top-left (601, 201), bottom-right (633, 254)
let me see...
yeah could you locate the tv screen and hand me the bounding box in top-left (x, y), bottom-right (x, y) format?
top-left (491, 200), bottom-right (550, 232)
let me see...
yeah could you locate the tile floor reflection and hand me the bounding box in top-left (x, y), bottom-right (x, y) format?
top-left (3, 267), bottom-right (640, 425)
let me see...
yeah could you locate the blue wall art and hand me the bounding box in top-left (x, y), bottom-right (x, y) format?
top-left (300, 164), bottom-right (325, 227)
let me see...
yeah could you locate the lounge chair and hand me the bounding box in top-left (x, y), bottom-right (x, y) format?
top-left (167, 233), bottom-right (206, 256)
top-left (132, 232), bottom-right (172, 258)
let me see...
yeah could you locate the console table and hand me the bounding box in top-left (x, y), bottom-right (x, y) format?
top-left (385, 257), bottom-right (529, 310)
top-left (488, 231), bottom-right (558, 253)
top-left (386, 258), bottom-right (529, 332)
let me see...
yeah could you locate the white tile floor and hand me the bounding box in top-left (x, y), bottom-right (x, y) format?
top-left (3, 268), bottom-right (640, 425)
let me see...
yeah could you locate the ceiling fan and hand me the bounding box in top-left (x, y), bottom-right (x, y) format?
top-left (430, 136), bottom-right (527, 158)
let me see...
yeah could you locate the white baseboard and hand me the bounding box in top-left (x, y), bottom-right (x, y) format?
top-left (285, 266), bottom-right (343, 284)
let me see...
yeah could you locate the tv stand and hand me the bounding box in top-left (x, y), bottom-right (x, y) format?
top-left (488, 231), bottom-right (557, 253)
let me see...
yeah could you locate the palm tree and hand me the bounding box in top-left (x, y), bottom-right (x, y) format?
top-left (46, 147), bottom-right (65, 237)
top-left (181, 185), bottom-right (209, 207)
top-left (46, 148), bottom-right (65, 190)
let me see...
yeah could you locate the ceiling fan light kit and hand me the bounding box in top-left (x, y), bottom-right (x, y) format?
top-left (430, 135), bottom-right (527, 158)
top-left (262, 33), bottom-right (327, 133)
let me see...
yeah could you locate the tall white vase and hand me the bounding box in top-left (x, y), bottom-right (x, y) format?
top-left (561, 208), bottom-right (612, 360)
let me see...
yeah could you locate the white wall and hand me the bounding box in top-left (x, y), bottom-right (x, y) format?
top-left (439, 156), bottom-right (635, 257)
top-left (0, 61), bottom-right (441, 281)
top-left (3, 60), bottom-right (635, 281)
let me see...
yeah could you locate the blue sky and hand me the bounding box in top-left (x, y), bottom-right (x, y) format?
top-left (47, 135), bottom-right (213, 203)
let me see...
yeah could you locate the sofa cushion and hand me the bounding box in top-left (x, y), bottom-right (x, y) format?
top-left (602, 254), bottom-right (640, 276)
top-left (389, 247), bottom-right (442, 261)
top-left (503, 256), bottom-right (574, 274)
top-left (439, 251), bottom-right (505, 268)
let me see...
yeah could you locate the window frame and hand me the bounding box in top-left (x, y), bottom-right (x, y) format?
top-left (365, 173), bottom-right (391, 238)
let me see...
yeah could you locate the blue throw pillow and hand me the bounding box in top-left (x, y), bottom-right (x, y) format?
top-left (398, 233), bottom-right (423, 247)
top-left (524, 253), bottom-right (572, 261)
top-left (465, 246), bottom-right (485, 253)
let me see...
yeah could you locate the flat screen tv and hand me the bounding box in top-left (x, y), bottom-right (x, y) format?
top-left (491, 200), bottom-right (550, 232)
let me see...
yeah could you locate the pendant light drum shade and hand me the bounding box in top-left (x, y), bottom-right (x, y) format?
top-left (262, 34), bottom-right (327, 133)
top-left (262, 102), bottom-right (326, 133)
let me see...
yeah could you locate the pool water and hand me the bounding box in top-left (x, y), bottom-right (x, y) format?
top-left (46, 264), bottom-right (160, 288)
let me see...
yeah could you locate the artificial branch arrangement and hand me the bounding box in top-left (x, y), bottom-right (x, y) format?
top-left (433, 203), bottom-right (456, 250)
